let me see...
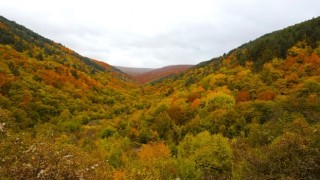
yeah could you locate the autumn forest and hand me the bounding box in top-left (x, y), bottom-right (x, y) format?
top-left (1, 16), bottom-right (320, 179)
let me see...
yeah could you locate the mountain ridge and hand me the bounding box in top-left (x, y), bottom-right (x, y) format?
top-left (0, 16), bottom-right (133, 83)
top-left (114, 66), bottom-right (155, 76)
top-left (115, 64), bottom-right (194, 84)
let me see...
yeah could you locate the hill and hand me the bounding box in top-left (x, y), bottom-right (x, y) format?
top-left (115, 65), bottom-right (193, 84)
top-left (114, 66), bottom-right (155, 76)
top-left (139, 16), bottom-right (320, 179)
top-left (0, 15), bottom-right (141, 178)
top-left (134, 65), bottom-right (193, 84)
top-left (1, 15), bottom-right (320, 179)
top-left (0, 15), bottom-right (143, 127)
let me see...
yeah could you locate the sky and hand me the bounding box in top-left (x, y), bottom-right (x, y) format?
top-left (1, 0), bottom-right (319, 68)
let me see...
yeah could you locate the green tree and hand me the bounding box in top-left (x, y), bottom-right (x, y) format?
top-left (206, 92), bottom-right (235, 112)
top-left (153, 112), bottom-right (174, 139)
top-left (178, 131), bottom-right (233, 179)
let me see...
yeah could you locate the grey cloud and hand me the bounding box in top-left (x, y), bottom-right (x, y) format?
top-left (1, 0), bottom-right (320, 68)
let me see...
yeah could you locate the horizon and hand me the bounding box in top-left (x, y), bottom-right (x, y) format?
top-left (113, 64), bottom-right (195, 69)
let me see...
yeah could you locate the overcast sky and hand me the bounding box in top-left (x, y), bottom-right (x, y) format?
top-left (1, 0), bottom-right (319, 68)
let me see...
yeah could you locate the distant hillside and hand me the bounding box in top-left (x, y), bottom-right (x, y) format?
top-left (114, 66), bottom-right (155, 76)
top-left (114, 65), bottom-right (193, 84)
top-left (132, 65), bottom-right (193, 84)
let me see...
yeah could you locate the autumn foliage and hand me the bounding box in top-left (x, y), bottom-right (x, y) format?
top-left (1, 15), bottom-right (320, 179)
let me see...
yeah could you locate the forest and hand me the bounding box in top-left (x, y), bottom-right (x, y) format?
top-left (1, 15), bottom-right (320, 179)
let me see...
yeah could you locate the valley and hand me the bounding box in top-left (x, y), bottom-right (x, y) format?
top-left (1, 15), bottom-right (320, 179)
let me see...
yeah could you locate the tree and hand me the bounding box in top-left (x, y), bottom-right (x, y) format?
top-left (14, 40), bottom-right (24, 52)
top-left (123, 142), bottom-right (177, 179)
top-left (206, 92), bottom-right (235, 112)
top-left (178, 131), bottom-right (233, 179)
top-left (153, 112), bottom-right (174, 139)
top-left (139, 142), bottom-right (171, 162)
top-left (36, 52), bottom-right (43, 61)
top-left (236, 90), bottom-right (250, 102)
top-left (167, 105), bottom-right (186, 125)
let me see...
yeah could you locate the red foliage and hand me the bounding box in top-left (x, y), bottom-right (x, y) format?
top-left (133, 65), bottom-right (193, 84)
top-left (187, 92), bottom-right (201, 103)
top-left (167, 105), bottom-right (185, 125)
top-left (191, 98), bottom-right (201, 110)
top-left (236, 90), bottom-right (250, 102)
top-left (257, 90), bottom-right (277, 101)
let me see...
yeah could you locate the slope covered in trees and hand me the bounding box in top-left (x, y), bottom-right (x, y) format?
top-left (0, 16), bottom-right (141, 178)
top-left (133, 65), bottom-right (193, 84)
top-left (1, 16), bottom-right (320, 179)
top-left (114, 66), bottom-right (155, 76)
top-left (114, 65), bottom-right (193, 85)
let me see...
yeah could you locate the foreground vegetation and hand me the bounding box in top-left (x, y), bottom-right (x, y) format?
top-left (1, 16), bottom-right (320, 179)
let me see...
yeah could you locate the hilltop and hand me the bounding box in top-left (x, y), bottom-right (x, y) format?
top-left (114, 66), bottom-right (155, 76)
top-left (116, 65), bottom-right (193, 84)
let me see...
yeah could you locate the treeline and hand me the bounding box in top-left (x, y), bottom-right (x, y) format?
top-left (235, 17), bottom-right (320, 69)
top-left (0, 16), bottom-right (116, 74)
